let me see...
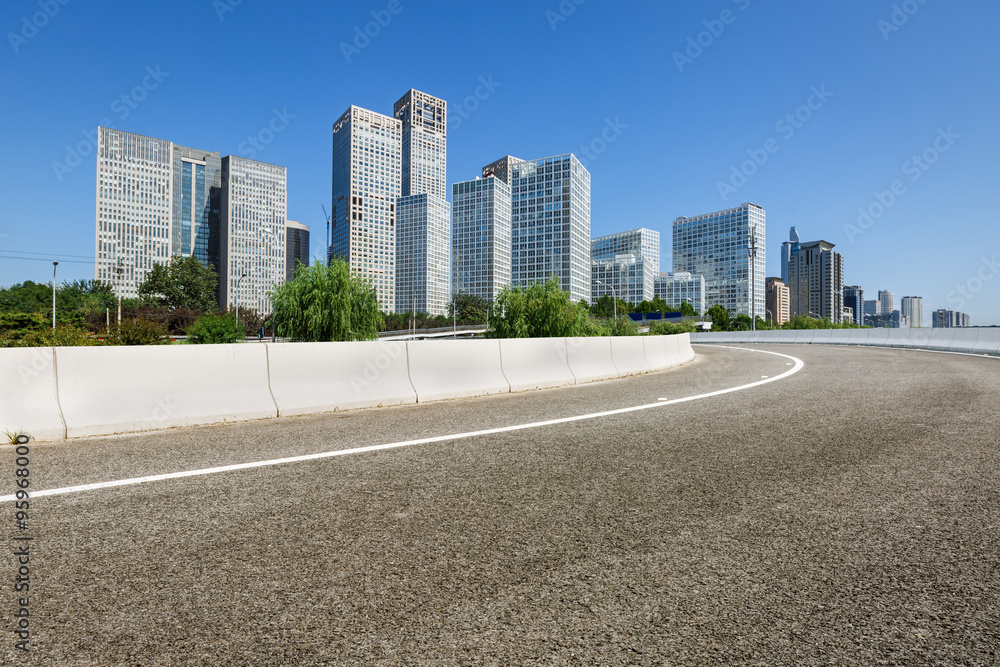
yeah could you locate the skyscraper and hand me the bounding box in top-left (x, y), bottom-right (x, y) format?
top-left (506, 154), bottom-right (591, 303)
top-left (451, 175), bottom-right (511, 303)
top-left (654, 272), bottom-right (705, 315)
top-left (330, 105), bottom-right (402, 312)
top-left (878, 289), bottom-right (894, 317)
top-left (900, 296), bottom-right (923, 328)
top-left (672, 202), bottom-right (765, 317)
top-left (780, 226), bottom-right (800, 285)
top-left (766, 277), bottom-right (790, 325)
top-left (787, 239), bottom-right (844, 320)
top-left (220, 156), bottom-right (287, 315)
top-left (171, 144), bottom-right (222, 268)
top-left (393, 89), bottom-right (450, 316)
top-left (285, 220), bottom-right (310, 282)
top-left (591, 228), bottom-right (659, 305)
top-left (844, 285), bottom-right (864, 326)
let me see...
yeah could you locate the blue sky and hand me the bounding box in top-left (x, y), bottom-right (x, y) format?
top-left (2, 0), bottom-right (998, 325)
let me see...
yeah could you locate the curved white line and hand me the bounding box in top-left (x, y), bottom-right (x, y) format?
top-left (1, 347), bottom-right (803, 502)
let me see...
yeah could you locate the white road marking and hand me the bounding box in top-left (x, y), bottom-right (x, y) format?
top-left (1, 347), bottom-right (804, 503)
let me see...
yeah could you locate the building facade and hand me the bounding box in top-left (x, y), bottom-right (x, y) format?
top-left (394, 89), bottom-right (447, 201)
top-left (878, 290), bottom-right (894, 318)
top-left (507, 154), bottom-right (591, 303)
top-left (285, 220), bottom-right (310, 282)
top-left (787, 239), bottom-right (844, 321)
top-left (330, 105), bottom-right (402, 312)
top-left (591, 228), bottom-right (659, 305)
top-left (672, 202), bottom-right (766, 317)
top-left (780, 226), bottom-right (800, 285)
top-left (844, 285), bottom-right (864, 326)
top-left (171, 144), bottom-right (222, 267)
top-left (900, 296), bottom-right (923, 328)
top-left (766, 277), bottom-right (790, 325)
top-left (395, 194), bottom-right (451, 315)
top-left (451, 175), bottom-right (512, 303)
top-left (654, 272), bottom-right (705, 315)
top-left (219, 156), bottom-right (287, 315)
top-left (932, 309), bottom-right (971, 328)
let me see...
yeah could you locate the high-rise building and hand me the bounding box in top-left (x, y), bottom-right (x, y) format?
top-left (864, 299), bottom-right (881, 317)
top-left (219, 156), bottom-right (287, 315)
top-left (901, 296), bottom-right (923, 328)
top-left (654, 272), bottom-right (705, 315)
top-left (766, 277), bottom-right (790, 325)
top-left (844, 285), bottom-right (864, 326)
top-left (392, 89), bottom-right (450, 316)
top-left (285, 220), bottom-right (310, 282)
top-left (787, 239), bottom-right (844, 320)
top-left (506, 154), bottom-right (591, 303)
top-left (672, 202), bottom-right (766, 317)
top-left (451, 175), bottom-right (511, 303)
top-left (591, 228), bottom-right (659, 305)
top-left (330, 105), bottom-right (402, 312)
top-left (482, 155), bottom-right (525, 186)
top-left (780, 226), bottom-right (800, 285)
top-left (95, 127), bottom-right (288, 313)
top-left (878, 290), bottom-right (894, 317)
top-left (932, 309), bottom-right (971, 328)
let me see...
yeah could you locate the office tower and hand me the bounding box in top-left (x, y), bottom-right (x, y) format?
top-left (392, 89), bottom-right (450, 316)
top-left (878, 289), bottom-right (894, 317)
top-left (171, 144), bottom-right (222, 267)
top-left (285, 220), bottom-right (310, 282)
top-left (672, 202), bottom-right (766, 317)
top-left (219, 156), bottom-right (286, 315)
top-left (654, 272), bottom-right (706, 315)
top-left (482, 155), bottom-right (525, 185)
top-left (591, 228), bottom-right (659, 305)
top-left (900, 296), bottom-right (923, 328)
top-left (330, 105), bottom-right (402, 312)
top-left (452, 175), bottom-right (511, 303)
top-left (864, 299), bottom-right (881, 317)
top-left (395, 195), bottom-right (451, 315)
top-left (932, 309), bottom-right (971, 328)
top-left (780, 226), bottom-right (800, 284)
top-left (394, 89), bottom-right (447, 201)
top-left (766, 277), bottom-right (790, 325)
top-left (844, 285), bottom-right (864, 326)
top-left (787, 239), bottom-right (844, 320)
top-left (506, 154), bottom-right (592, 303)
top-left (95, 128), bottom-right (175, 300)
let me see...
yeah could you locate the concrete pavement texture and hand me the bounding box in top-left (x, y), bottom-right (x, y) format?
top-left (2, 344), bottom-right (999, 665)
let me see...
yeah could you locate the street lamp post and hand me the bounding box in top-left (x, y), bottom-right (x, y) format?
top-left (748, 228), bottom-right (758, 332)
top-left (595, 280), bottom-right (618, 321)
top-left (51, 261), bottom-right (58, 329)
top-left (765, 308), bottom-right (773, 327)
top-left (114, 258), bottom-right (124, 324)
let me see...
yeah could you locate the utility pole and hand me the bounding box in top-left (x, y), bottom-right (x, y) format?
top-left (51, 261), bottom-right (58, 329)
top-left (748, 227), bottom-right (758, 332)
top-left (114, 258), bottom-right (124, 324)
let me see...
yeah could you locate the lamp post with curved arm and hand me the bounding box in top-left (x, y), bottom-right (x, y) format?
top-left (595, 279), bottom-right (618, 321)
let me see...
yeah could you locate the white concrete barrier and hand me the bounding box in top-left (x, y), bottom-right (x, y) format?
top-left (55, 344), bottom-right (277, 438)
top-left (922, 328), bottom-right (955, 351)
top-left (947, 329), bottom-right (981, 354)
top-left (406, 339), bottom-right (509, 402)
top-left (0, 348), bottom-right (66, 442)
top-left (611, 336), bottom-right (651, 376)
top-left (675, 333), bottom-right (695, 364)
top-left (812, 330), bottom-right (834, 345)
top-left (566, 337), bottom-right (619, 383)
top-left (499, 338), bottom-right (575, 392)
top-left (267, 340), bottom-right (416, 416)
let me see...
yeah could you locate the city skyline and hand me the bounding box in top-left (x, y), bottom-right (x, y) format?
top-left (2, 2), bottom-right (998, 323)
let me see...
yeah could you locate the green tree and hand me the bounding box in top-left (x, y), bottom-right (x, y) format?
top-left (138, 256), bottom-right (219, 313)
top-left (706, 304), bottom-right (731, 332)
top-left (650, 296), bottom-right (671, 314)
top-left (449, 292), bottom-right (489, 324)
top-left (99, 318), bottom-right (171, 345)
top-left (488, 277), bottom-right (600, 338)
top-left (679, 300), bottom-right (698, 317)
top-left (269, 259), bottom-right (383, 342)
top-left (187, 312), bottom-right (244, 344)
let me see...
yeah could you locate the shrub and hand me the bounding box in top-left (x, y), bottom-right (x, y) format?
top-left (187, 312), bottom-right (244, 344)
top-left (99, 318), bottom-right (170, 345)
top-left (648, 320), bottom-right (697, 335)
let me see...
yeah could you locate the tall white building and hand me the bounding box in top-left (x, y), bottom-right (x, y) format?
top-left (452, 175), bottom-right (511, 303)
top-left (330, 105), bottom-right (402, 312)
top-left (501, 154), bottom-right (591, 303)
top-left (220, 156), bottom-right (287, 315)
top-left (878, 289), bottom-right (895, 317)
top-left (591, 228), bottom-right (659, 304)
top-left (901, 296), bottom-right (923, 328)
top-left (654, 272), bottom-right (706, 315)
top-left (392, 89), bottom-right (450, 316)
top-left (672, 202), bottom-right (766, 317)
top-left (787, 239), bottom-right (844, 320)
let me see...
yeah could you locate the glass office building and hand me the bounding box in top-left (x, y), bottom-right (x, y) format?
top-left (591, 228), bottom-right (659, 304)
top-left (672, 202), bottom-right (766, 317)
top-left (394, 89), bottom-right (447, 201)
top-left (654, 272), bottom-right (706, 315)
top-left (285, 220), bottom-right (310, 282)
top-left (452, 176), bottom-right (511, 304)
top-left (330, 105), bottom-right (402, 312)
top-left (396, 194), bottom-right (451, 315)
top-left (171, 144), bottom-right (222, 269)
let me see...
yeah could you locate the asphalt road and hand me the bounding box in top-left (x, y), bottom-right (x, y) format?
top-left (2, 344), bottom-right (999, 665)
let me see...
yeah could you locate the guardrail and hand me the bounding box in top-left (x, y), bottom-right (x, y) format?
top-left (691, 328), bottom-right (1000, 356)
top-left (1, 334), bottom-right (694, 442)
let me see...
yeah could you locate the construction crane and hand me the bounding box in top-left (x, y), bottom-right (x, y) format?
top-left (322, 204), bottom-right (332, 266)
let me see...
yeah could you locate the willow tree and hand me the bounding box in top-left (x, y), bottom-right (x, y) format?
top-left (269, 259), bottom-right (384, 342)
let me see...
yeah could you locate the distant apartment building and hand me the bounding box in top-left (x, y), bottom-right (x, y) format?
top-left (787, 238), bottom-right (844, 321)
top-left (900, 296), bottom-right (923, 328)
top-left (95, 127), bottom-right (288, 312)
top-left (219, 156), bottom-right (287, 315)
top-left (863, 299), bottom-right (881, 317)
top-left (932, 309), bottom-right (971, 328)
top-left (673, 203), bottom-right (765, 318)
top-left (766, 277), bottom-right (790, 325)
top-left (285, 220), bottom-right (310, 282)
top-left (330, 105), bottom-right (402, 312)
top-left (591, 228), bottom-right (659, 305)
top-left (843, 285), bottom-right (864, 326)
top-left (655, 272), bottom-right (705, 315)
top-left (451, 175), bottom-right (511, 303)
top-left (878, 289), bottom-right (894, 317)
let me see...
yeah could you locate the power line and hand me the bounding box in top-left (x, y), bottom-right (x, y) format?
top-left (0, 249), bottom-right (95, 259)
top-left (0, 254), bottom-right (94, 265)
